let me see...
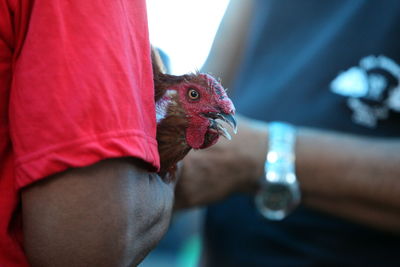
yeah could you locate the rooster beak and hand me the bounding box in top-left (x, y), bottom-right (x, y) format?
top-left (207, 112), bottom-right (237, 140)
top-left (209, 119), bottom-right (232, 140)
top-left (216, 113), bottom-right (238, 134)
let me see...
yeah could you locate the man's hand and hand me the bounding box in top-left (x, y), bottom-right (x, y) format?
top-left (22, 157), bottom-right (174, 267)
top-left (174, 116), bottom-right (268, 209)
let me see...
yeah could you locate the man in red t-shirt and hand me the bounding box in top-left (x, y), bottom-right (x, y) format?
top-left (0, 0), bottom-right (174, 265)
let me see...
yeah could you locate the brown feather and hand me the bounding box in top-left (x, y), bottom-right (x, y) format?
top-left (156, 93), bottom-right (191, 175)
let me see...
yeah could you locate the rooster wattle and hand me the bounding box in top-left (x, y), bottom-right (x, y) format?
top-left (152, 49), bottom-right (237, 176)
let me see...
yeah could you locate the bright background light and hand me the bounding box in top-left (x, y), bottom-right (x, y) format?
top-left (146, 0), bottom-right (230, 74)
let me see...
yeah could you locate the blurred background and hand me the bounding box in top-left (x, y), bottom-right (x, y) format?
top-left (146, 0), bottom-right (230, 74)
top-left (140, 1), bottom-right (230, 266)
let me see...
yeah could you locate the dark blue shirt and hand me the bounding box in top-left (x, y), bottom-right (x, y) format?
top-left (204, 1), bottom-right (400, 266)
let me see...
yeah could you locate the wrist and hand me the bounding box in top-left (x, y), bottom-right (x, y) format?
top-left (236, 119), bottom-right (269, 193)
top-left (255, 121), bottom-right (301, 220)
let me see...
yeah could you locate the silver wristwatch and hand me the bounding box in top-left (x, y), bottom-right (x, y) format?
top-left (255, 122), bottom-right (301, 220)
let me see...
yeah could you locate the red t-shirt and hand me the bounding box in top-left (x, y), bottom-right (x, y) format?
top-left (0, 0), bottom-right (160, 265)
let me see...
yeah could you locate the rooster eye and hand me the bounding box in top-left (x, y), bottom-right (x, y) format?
top-left (188, 88), bottom-right (200, 100)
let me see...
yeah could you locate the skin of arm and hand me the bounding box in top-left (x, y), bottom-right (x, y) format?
top-left (297, 128), bottom-right (400, 232)
top-left (176, 118), bottom-right (400, 233)
top-left (22, 157), bottom-right (174, 266)
top-left (175, 0), bottom-right (400, 233)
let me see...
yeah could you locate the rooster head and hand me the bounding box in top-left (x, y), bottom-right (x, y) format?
top-left (163, 73), bottom-right (236, 149)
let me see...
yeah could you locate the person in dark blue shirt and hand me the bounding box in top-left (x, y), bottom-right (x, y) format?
top-left (175, 0), bottom-right (400, 266)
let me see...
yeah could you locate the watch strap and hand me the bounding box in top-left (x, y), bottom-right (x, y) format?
top-left (255, 121), bottom-right (301, 220)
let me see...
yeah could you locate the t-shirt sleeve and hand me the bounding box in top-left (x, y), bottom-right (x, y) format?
top-left (9, 0), bottom-right (160, 188)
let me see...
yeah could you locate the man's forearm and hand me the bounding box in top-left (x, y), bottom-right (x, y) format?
top-left (22, 158), bottom-right (174, 267)
top-left (176, 117), bottom-right (400, 231)
top-left (295, 128), bottom-right (400, 231)
top-left (305, 195), bottom-right (400, 233)
top-left (297, 128), bottom-right (400, 208)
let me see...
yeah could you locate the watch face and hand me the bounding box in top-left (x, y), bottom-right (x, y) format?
top-left (255, 181), bottom-right (300, 220)
top-left (260, 183), bottom-right (293, 211)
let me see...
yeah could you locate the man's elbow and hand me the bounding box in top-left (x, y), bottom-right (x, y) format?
top-left (122, 172), bottom-right (175, 265)
top-left (22, 158), bottom-right (174, 267)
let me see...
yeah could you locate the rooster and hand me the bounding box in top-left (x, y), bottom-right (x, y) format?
top-left (152, 48), bottom-right (237, 177)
